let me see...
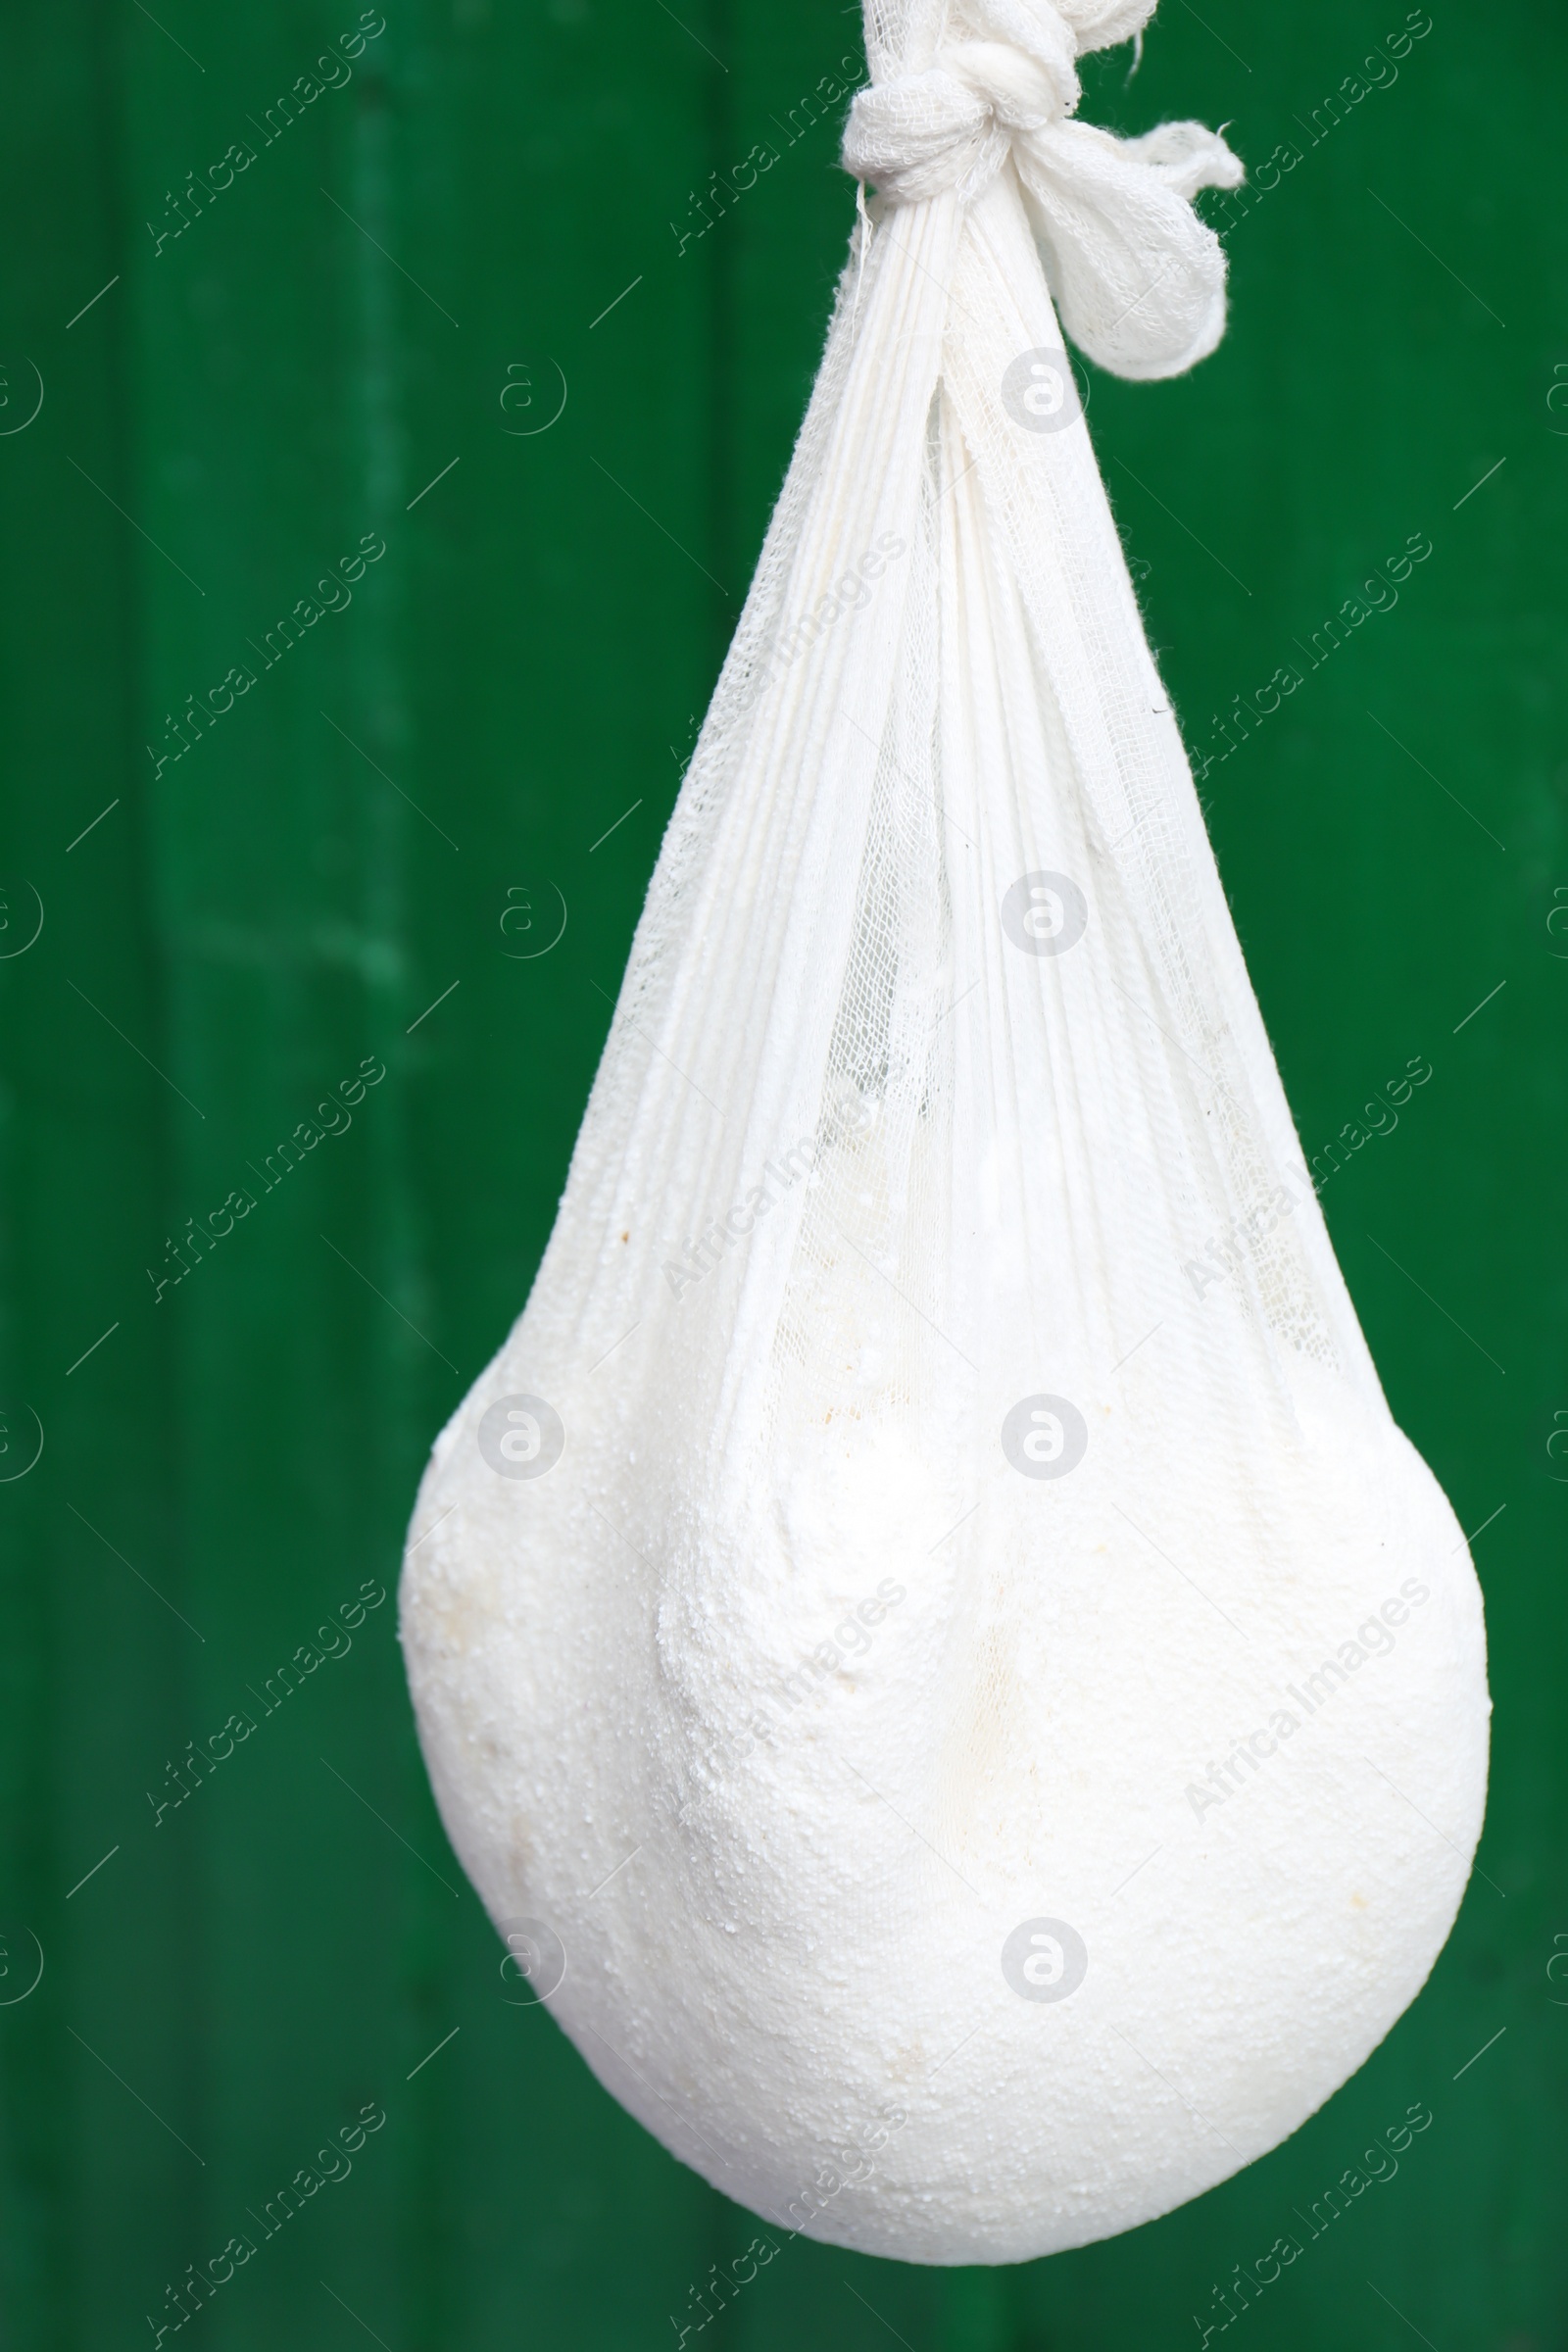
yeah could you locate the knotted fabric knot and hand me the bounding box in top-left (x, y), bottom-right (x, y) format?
top-left (844, 0), bottom-right (1086, 209)
top-left (842, 0), bottom-right (1244, 380)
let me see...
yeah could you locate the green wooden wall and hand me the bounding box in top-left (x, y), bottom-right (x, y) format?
top-left (1, 0), bottom-right (1563, 2345)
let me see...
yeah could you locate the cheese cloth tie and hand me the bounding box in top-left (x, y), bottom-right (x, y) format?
top-left (842, 0), bottom-right (1244, 379)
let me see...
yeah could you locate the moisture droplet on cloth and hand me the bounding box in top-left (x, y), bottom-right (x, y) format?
top-left (402, 0), bottom-right (1489, 2266)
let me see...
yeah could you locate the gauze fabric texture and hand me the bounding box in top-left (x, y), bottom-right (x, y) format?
top-left (402, 0), bottom-right (1490, 2266)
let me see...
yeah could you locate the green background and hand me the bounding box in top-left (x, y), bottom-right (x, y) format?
top-left (1, 0), bottom-right (1562, 2344)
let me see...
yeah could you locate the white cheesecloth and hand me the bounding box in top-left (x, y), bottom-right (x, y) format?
top-left (401, 0), bottom-right (1489, 2264)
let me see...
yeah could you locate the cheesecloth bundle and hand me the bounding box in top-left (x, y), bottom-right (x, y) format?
top-left (402, 0), bottom-right (1490, 2265)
